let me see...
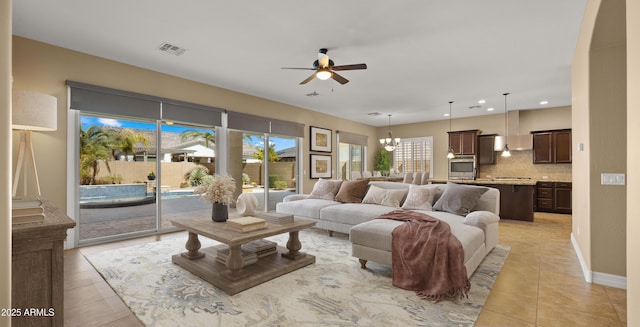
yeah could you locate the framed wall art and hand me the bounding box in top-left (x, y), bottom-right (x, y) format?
top-left (310, 126), bottom-right (332, 152)
top-left (310, 154), bottom-right (332, 179)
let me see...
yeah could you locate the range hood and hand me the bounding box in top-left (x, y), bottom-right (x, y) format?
top-left (494, 110), bottom-right (533, 151)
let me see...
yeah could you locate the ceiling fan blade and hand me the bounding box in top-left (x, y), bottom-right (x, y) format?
top-left (299, 73), bottom-right (317, 85)
top-left (332, 63), bottom-right (367, 71)
top-left (331, 72), bottom-right (349, 84)
top-left (282, 67), bottom-right (316, 70)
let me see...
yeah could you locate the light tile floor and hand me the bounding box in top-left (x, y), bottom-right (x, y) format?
top-left (476, 213), bottom-right (627, 327)
top-left (63, 212), bottom-right (627, 326)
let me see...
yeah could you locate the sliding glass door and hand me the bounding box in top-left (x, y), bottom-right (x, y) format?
top-left (78, 114), bottom-right (158, 241)
top-left (77, 114), bottom-right (220, 243)
top-left (159, 122), bottom-right (216, 227)
top-left (267, 135), bottom-right (298, 210)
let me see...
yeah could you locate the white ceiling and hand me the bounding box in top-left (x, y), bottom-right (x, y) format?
top-left (12, 0), bottom-right (587, 126)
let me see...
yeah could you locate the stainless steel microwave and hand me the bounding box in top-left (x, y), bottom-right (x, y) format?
top-left (448, 156), bottom-right (476, 180)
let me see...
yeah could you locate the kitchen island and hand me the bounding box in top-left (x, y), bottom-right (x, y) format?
top-left (430, 178), bottom-right (537, 221)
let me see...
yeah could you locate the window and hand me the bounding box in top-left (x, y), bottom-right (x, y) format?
top-left (393, 137), bottom-right (433, 177)
top-left (336, 131), bottom-right (367, 180)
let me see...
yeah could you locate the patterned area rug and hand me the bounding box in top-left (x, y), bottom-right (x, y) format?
top-left (86, 228), bottom-right (509, 326)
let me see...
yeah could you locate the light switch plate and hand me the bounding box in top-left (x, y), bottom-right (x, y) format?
top-left (601, 173), bottom-right (625, 185)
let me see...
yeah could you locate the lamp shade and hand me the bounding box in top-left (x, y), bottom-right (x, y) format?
top-left (12, 89), bottom-right (57, 131)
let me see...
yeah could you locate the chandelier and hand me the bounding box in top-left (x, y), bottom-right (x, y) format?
top-left (379, 114), bottom-right (400, 151)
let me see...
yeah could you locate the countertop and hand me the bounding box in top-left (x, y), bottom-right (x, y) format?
top-left (429, 178), bottom-right (571, 186)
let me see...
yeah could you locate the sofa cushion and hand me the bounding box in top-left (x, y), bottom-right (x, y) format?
top-left (320, 203), bottom-right (397, 226)
top-left (361, 185), bottom-right (408, 207)
top-left (350, 211), bottom-right (485, 263)
top-left (334, 179), bottom-right (369, 203)
top-left (401, 184), bottom-right (437, 211)
top-left (275, 199), bottom-right (341, 219)
top-left (308, 179), bottom-right (343, 200)
top-left (463, 210), bottom-right (500, 229)
top-left (433, 183), bottom-right (489, 216)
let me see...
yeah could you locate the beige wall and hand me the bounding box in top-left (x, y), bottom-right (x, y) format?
top-left (376, 106), bottom-right (572, 180)
top-left (1, 0), bottom-right (11, 324)
top-left (590, 40), bottom-right (627, 276)
top-left (627, 0), bottom-right (639, 324)
top-left (572, 0), bottom-right (597, 277)
top-left (11, 36), bottom-right (379, 213)
top-left (573, 0), bottom-right (628, 281)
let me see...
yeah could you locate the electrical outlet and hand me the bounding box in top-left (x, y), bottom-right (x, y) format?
top-left (601, 173), bottom-right (625, 185)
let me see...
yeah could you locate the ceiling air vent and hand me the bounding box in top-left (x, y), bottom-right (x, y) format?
top-left (157, 42), bottom-right (186, 56)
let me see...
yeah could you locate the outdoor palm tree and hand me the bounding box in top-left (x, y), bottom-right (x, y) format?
top-left (110, 128), bottom-right (150, 160)
top-left (253, 142), bottom-right (280, 162)
top-left (180, 130), bottom-right (215, 147)
top-left (80, 126), bottom-right (112, 185)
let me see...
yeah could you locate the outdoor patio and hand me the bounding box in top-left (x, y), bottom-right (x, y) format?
top-left (78, 188), bottom-right (295, 241)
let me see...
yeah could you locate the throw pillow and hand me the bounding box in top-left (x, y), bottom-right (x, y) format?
top-left (401, 184), bottom-right (436, 211)
top-left (308, 179), bottom-right (343, 200)
top-left (433, 182), bottom-right (489, 216)
top-left (334, 179), bottom-right (370, 203)
top-left (361, 185), bottom-right (408, 207)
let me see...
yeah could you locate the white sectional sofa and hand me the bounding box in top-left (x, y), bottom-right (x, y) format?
top-left (276, 181), bottom-right (501, 277)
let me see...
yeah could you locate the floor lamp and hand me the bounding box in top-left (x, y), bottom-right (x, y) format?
top-left (12, 89), bottom-right (57, 199)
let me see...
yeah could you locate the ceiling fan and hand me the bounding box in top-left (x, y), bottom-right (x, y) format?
top-left (282, 48), bottom-right (367, 85)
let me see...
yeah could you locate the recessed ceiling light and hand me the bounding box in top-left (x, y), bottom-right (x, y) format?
top-left (478, 99), bottom-right (486, 104)
top-left (487, 107), bottom-right (495, 111)
top-left (444, 113), bottom-right (450, 117)
top-left (540, 100), bottom-right (549, 105)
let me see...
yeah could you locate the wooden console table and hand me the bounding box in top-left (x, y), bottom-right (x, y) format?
top-left (11, 198), bottom-right (76, 327)
top-left (171, 216), bottom-right (316, 295)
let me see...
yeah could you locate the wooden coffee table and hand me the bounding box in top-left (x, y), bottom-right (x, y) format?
top-left (171, 216), bottom-right (316, 295)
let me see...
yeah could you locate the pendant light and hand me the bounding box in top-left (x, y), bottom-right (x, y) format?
top-left (379, 114), bottom-right (400, 151)
top-left (447, 101), bottom-right (455, 159)
top-left (501, 92), bottom-right (511, 157)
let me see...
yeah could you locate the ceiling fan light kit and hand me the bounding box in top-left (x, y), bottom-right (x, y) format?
top-left (282, 48), bottom-right (367, 85)
top-left (316, 68), bottom-right (332, 80)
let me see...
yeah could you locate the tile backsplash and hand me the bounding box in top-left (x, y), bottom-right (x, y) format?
top-left (478, 150), bottom-right (572, 181)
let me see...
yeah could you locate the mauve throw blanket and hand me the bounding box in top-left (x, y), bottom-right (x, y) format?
top-left (376, 210), bottom-right (470, 302)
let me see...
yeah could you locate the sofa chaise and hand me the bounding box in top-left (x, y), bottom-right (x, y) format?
top-left (275, 180), bottom-right (501, 277)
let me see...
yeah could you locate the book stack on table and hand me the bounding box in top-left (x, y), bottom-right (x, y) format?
top-left (12, 199), bottom-right (45, 224)
top-left (254, 212), bottom-right (294, 225)
top-left (213, 245), bottom-right (258, 266)
top-left (225, 217), bottom-right (267, 232)
top-left (243, 239), bottom-right (278, 258)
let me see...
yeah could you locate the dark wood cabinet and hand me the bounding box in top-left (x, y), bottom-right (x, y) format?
top-left (475, 183), bottom-right (535, 222)
top-left (536, 181), bottom-right (572, 214)
top-left (448, 130), bottom-right (480, 156)
top-left (554, 130), bottom-right (572, 163)
top-left (533, 132), bottom-right (554, 163)
top-left (532, 129), bottom-right (572, 164)
top-left (477, 134), bottom-right (497, 165)
top-left (554, 182), bottom-right (572, 212)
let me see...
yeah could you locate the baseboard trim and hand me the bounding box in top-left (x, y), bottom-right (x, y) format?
top-left (570, 232), bottom-right (592, 283)
top-left (592, 272), bottom-right (627, 289)
top-left (570, 233), bottom-right (627, 289)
